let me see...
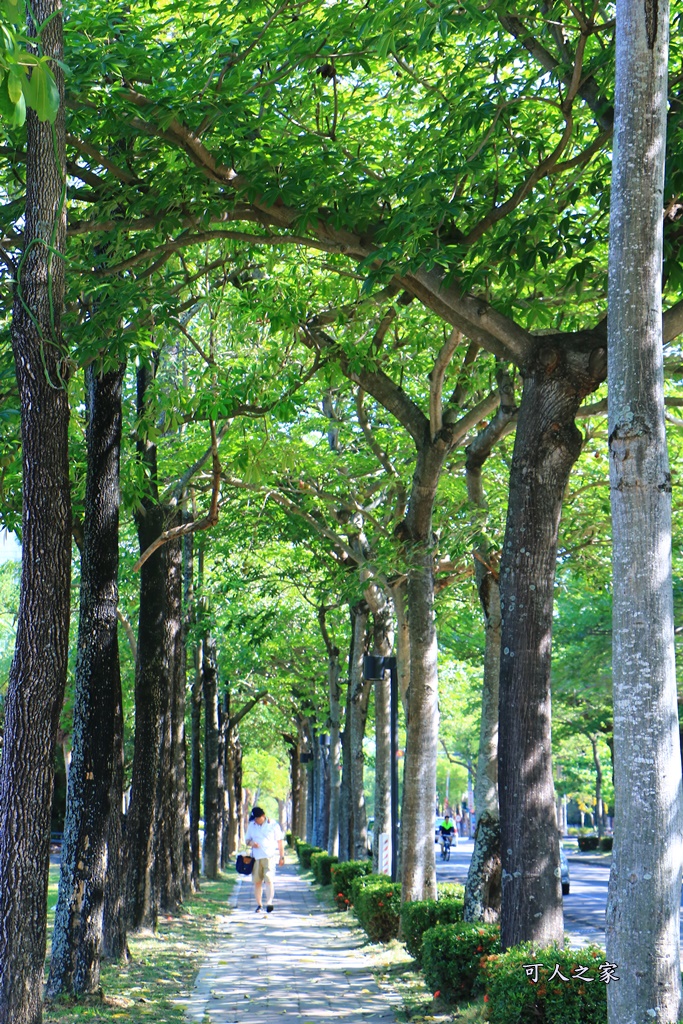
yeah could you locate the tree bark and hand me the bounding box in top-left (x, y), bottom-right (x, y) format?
top-left (498, 348), bottom-right (600, 948)
top-left (348, 603), bottom-right (371, 861)
top-left (202, 636), bottom-right (221, 879)
top-left (365, 584), bottom-right (394, 873)
top-left (605, 0), bottom-right (682, 1017)
top-left (0, 4), bottom-right (69, 1016)
top-left (126, 362), bottom-right (166, 931)
top-left (47, 362), bottom-right (125, 997)
top-left (153, 528), bottom-right (187, 911)
top-left (464, 563), bottom-right (502, 923)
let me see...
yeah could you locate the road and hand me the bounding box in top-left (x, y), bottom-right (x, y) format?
top-left (435, 837), bottom-right (612, 948)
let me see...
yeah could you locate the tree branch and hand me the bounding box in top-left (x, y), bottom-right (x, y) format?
top-left (430, 328), bottom-right (462, 439)
top-left (134, 419), bottom-right (221, 571)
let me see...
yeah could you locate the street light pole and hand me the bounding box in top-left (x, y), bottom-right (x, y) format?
top-left (363, 654), bottom-right (399, 882)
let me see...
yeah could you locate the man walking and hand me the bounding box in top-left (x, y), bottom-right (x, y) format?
top-left (245, 806), bottom-right (286, 913)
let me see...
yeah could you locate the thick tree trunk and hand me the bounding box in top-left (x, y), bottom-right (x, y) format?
top-left (0, 8), bottom-right (68, 1016)
top-left (465, 562), bottom-right (502, 923)
top-left (348, 603), bottom-right (371, 860)
top-left (47, 362), bottom-right (126, 997)
top-left (202, 637), bottom-right (221, 879)
top-left (498, 355), bottom-right (590, 948)
top-left (606, 2), bottom-right (682, 1018)
top-left (400, 546), bottom-right (439, 902)
top-left (325, 638), bottom-right (342, 856)
top-left (399, 437), bottom-right (449, 904)
top-left (126, 364), bottom-right (166, 931)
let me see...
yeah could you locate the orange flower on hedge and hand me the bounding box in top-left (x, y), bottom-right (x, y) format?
top-left (483, 995), bottom-right (489, 1003)
top-left (434, 991), bottom-right (441, 998)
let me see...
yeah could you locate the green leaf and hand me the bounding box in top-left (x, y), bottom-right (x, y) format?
top-left (0, 0), bottom-right (23, 26)
top-left (7, 66), bottom-right (23, 104)
top-left (23, 62), bottom-right (59, 122)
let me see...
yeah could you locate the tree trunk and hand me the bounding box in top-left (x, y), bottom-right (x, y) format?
top-left (465, 561), bottom-right (502, 923)
top-left (324, 629), bottom-right (342, 856)
top-left (390, 579), bottom-right (410, 718)
top-left (153, 529), bottom-right (186, 911)
top-left (365, 585), bottom-right (394, 873)
top-left (126, 363), bottom-right (166, 931)
top-left (47, 362), bottom-right (126, 997)
top-left (189, 640), bottom-right (203, 886)
top-left (400, 546), bottom-right (439, 902)
top-left (498, 353), bottom-right (591, 948)
top-left (348, 603), bottom-right (371, 860)
top-left (605, 1), bottom-right (682, 1016)
top-left (589, 736), bottom-right (605, 839)
top-left (0, 7), bottom-right (69, 1016)
top-left (202, 637), bottom-right (221, 879)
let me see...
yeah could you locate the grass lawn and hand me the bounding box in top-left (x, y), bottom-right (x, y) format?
top-left (43, 863), bottom-right (234, 1023)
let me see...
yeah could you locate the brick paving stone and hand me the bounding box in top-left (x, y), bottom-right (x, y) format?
top-left (180, 861), bottom-right (399, 1024)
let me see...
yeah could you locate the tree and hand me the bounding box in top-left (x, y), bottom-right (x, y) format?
top-left (46, 360), bottom-right (126, 997)
top-left (605, 0), bottom-right (683, 1018)
top-left (0, 0), bottom-right (69, 1019)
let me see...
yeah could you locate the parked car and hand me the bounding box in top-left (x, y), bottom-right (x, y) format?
top-left (560, 849), bottom-right (570, 895)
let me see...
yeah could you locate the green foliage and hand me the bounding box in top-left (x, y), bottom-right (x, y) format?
top-left (285, 831), bottom-right (293, 848)
top-left (350, 874), bottom-right (401, 943)
top-left (297, 843), bottom-right (323, 870)
top-left (0, 12), bottom-right (60, 127)
top-left (598, 836), bottom-right (613, 852)
top-left (310, 851), bottom-right (338, 886)
top-left (421, 921), bottom-right (500, 1001)
top-left (577, 835), bottom-right (600, 852)
top-left (330, 859), bottom-right (372, 910)
top-left (483, 944), bottom-right (607, 1024)
top-left (400, 897), bottom-right (465, 966)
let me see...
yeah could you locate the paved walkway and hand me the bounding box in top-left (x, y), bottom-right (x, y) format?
top-left (181, 862), bottom-right (400, 1024)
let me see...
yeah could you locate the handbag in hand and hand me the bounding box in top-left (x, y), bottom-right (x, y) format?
top-left (236, 851), bottom-right (254, 876)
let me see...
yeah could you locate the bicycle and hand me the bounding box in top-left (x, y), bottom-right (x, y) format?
top-left (440, 835), bottom-right (452, 861)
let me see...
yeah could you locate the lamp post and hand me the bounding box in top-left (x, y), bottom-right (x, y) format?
top-left (363, 654), bottom-right (399, 882)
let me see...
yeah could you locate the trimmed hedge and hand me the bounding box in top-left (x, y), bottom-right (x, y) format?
top-left (285, 831), bottom-right (294, 848)
top-left (350, 874), bottom-right (401, 942)
top-left (400, 897), bottom-right (465, 966)
top-left (330, 859), bottom-right (372, 910)
top-left (310, 851), bottom-right (338, 886)
top-left (577, 835), bottom-right (600, 851)
top-left (598, 836), bottom-right (613, 852)
top-left (483, 943), bottom-right (607, 1024)
top-left (421, 921), bottom-right (500, 1001)
top-left (297, 843), bottom-right (323, 869)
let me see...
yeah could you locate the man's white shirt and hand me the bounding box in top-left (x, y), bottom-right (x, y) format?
top-left (245, 819), bottom-right (283, 859)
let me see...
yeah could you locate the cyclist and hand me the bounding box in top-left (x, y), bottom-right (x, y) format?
top-left (438, 813), bottom-right (457, 856)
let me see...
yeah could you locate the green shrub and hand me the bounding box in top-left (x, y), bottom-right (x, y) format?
top-left (297, 843), bottom-right (323, 869)
top-left (438, 882), bottom-right (466, 899)
top-left (330, 860), bottom-right (372, 910)
top-left (598, 836), bottom-right (613, 852)
top-left (577, 835), bottom-right (600, 851)
top-left (400, 897), bottom-right (465, 965)
top-left (483, 943), bottom-right (608, 1024)
top-left (285, 831), bottom-right (293, 848)
top-left (310, 851), bottom-right (338, 886)
top-left (421, 921), bottom-right (500, 1001)
top-left (350, 874), bottom-right (401, 942)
